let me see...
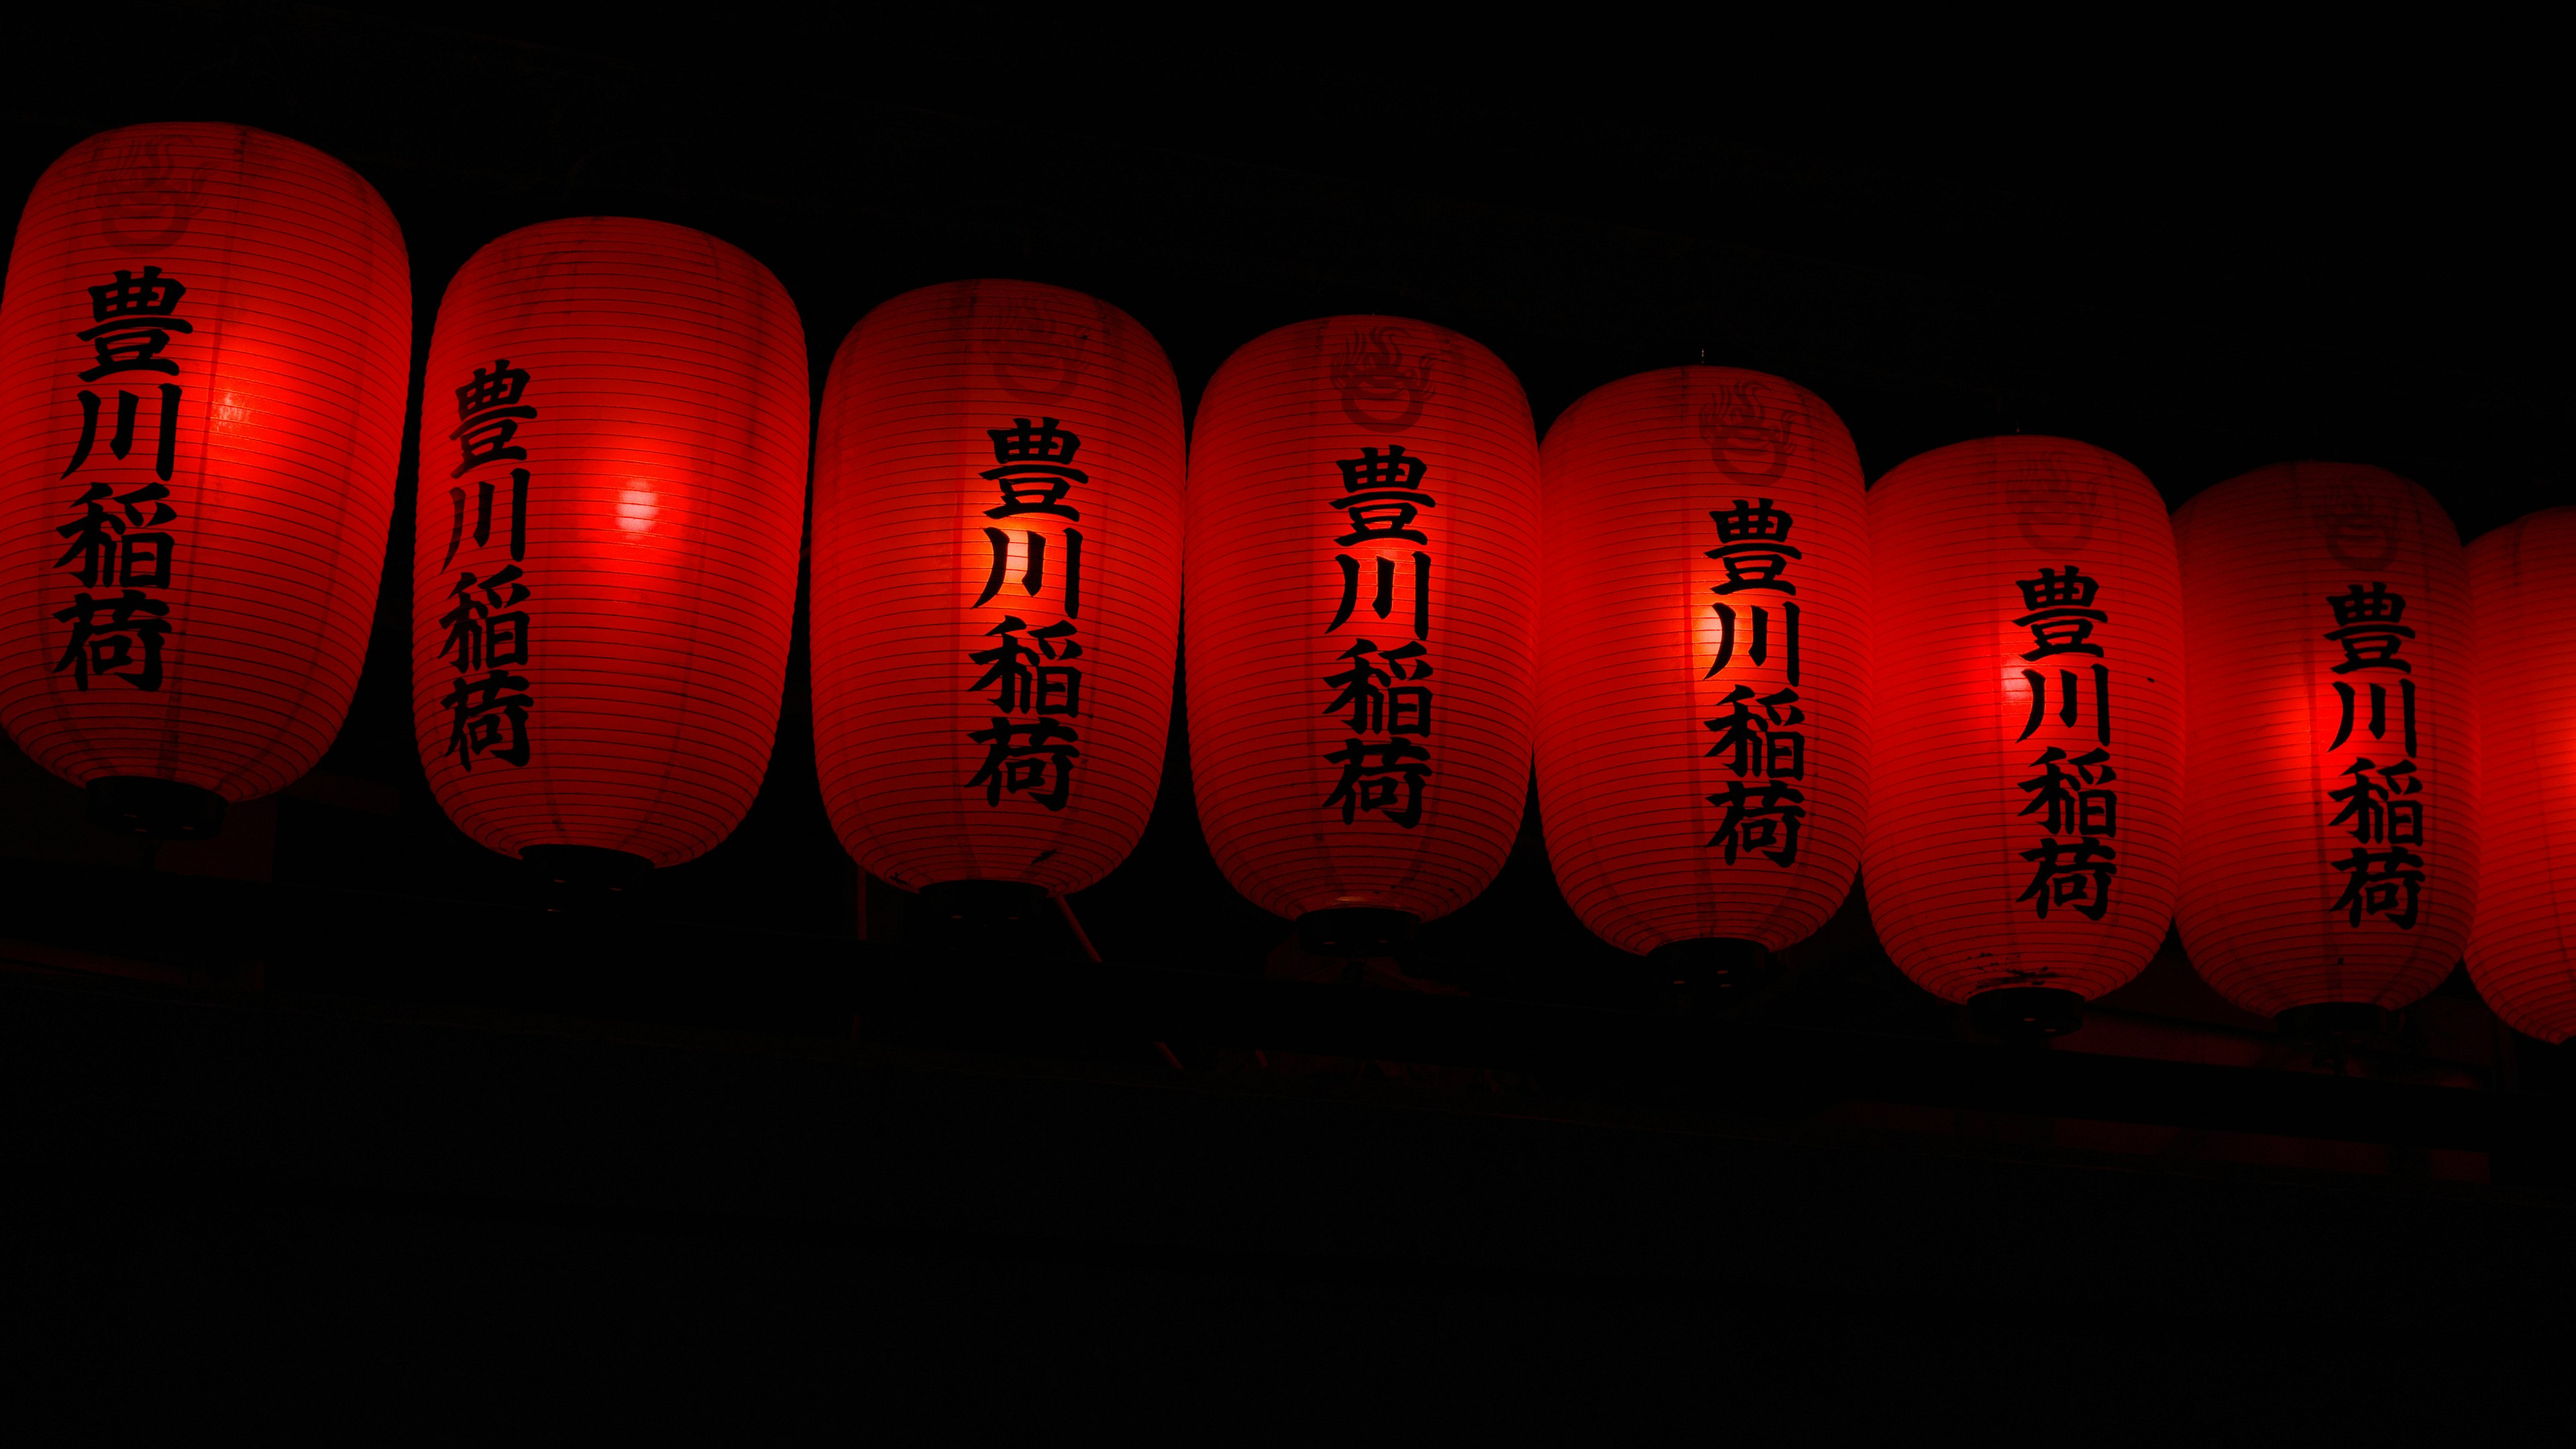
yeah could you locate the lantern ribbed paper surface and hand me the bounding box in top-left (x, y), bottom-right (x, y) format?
top-left (2171, 464), bottom-right (2477, 1016)
top-left (810, 280), bottom-right (1183, 893)
top-left (1536, 366), bottom-right (1868, 955)
top-left (0, 123), bottom-right (409, 801)
top-left (2463, 508), bottom-right (2565, 1036)
top-left (1186, 316), bottom-right (1540, 924)
top-left (2467, 508), bottom-right (2576, 1041)
top-left (1863, 437), bottom-right (2184, 1003)
top-left (412, 217), bottom-right (808, 867)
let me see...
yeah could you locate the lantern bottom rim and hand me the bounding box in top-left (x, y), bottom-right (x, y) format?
top-left (2275, 1002), bottom-right (2399, 1049)
top-left (521, 845), bottom-right (653, 897)
top-left (1646, 937), bottom-right (1770, 1010)
top-left (919, 878), bottom-right (1051, 922)
top-left (1970, 986), bottom-right (2086, 1044)
top-left (916, 879), bottom-right (1057, 957)
top-left (1298, 907), bottom-right (1419, 961)
top-left (86, 777), bottom-right (227, 841)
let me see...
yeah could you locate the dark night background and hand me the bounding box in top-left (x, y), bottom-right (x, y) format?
top-left (1, 3), bottom-right (2567, 1430)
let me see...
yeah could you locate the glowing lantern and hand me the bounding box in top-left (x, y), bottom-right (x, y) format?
top-left (2170, 463), bottom-right (2477, 1028)
top-left (1863, 437), bottom-right (2184, 1035)
top-left (1535, 366), bottom-right (1868, 989)
top-left (2467, 508), bottom-right (2576, 1041)
top-left (1185, 316), bottom-right (1540, 955)
top-left (411, 217), bottom-right (808, 881)
top-left (810, 280), bottom-right (1184, 900)
top-left (0, 123), bottom-right (409, 837)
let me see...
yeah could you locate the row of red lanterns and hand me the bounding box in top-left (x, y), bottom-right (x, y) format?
top-left (5, 123), bottom-right (2569, 1045)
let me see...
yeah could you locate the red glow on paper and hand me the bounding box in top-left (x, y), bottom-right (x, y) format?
top-left (2467, 507), bottom-right (2574, 1041)
top-left (1863, 437), bottom-right (2184, 1003)
top-left (810, 280), bottom-right (1184, 893)
top-left (0, 123), bottom-right (409, 798)
top-left (1536, 367), bottom-right (1870, 954)
top-left (1184, 316), bottom-right (1540, 924)
top-left (2173, 462), bottom-right (2479, 1016)
top-left (412, 217), bottom-right (808, 867)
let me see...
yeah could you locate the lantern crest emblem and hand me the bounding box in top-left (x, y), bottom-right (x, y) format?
top-left (1331, 326), bottom-right (1437, 431)
top-left (86, 133), bottom-right (212, 247)
top-left (2318, 489), bottom-right (2401, 570)
top-left (1698, 381), bottom-right (1792, 482)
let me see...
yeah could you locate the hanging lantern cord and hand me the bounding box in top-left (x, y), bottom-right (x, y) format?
top-left (1968, 986), bottom-right (2086, 1046)
top-left (917, 879), bottom-right (1057, 959)
top-left (1646, 936), bottom-right (1770, 1016)
top-left (1296, 908), bottom-right (1420, 977)
top-left (519, 845), bottom-right (652, 912)
top-left (1054, 894), bottom-right (1103, 964)
top-left (2275, 1002), bottom-right (2399, 1074)
top-left (87, 777), bottom-right (227, 842)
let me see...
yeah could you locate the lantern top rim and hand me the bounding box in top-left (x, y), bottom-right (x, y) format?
top-left (65, 118), bottom-right (331, 156)
top-left (2189, 458), bottom-right (2430, 497)
top-left (451, 215), bottom-right (785, 287)
top-left (2174, 458), bottom-right (2459, 543)
top-left (37, 120), bottom-right (392, 225)
top-left (835, 276), bottom-right (1165, 357)
top-left (1227, 311), bottom-right (1493, 354)
top-left (1542, 362), bottom-right (1848, 450)
top-left (1878, 432), bottom-right (2137, 469)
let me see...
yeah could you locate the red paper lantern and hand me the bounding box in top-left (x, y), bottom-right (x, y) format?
top-left (810, 280), bottom-right (1184, 898)
top-left (2467, 508), bottom-right (2576, 1041)
top-left (1535, 366), bottom-right (1869, 982)
top-left (1185, 316), bottom-right (1540, 953)
top-left (0, 123), bottom-right (409, 837)
top-left (1863, 437), bottom-right (2184, 1033)
top-left (411, 217), bottom-right (808, 877)
top-left (2171, 464), bottom-right (2478, 1024)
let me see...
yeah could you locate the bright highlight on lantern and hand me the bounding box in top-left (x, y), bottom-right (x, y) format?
top-left (2467, 508), bottom-right (2576, 1042)
top-left (1534, 366), bottom-right (1870, 994)
top-left (4, 121), bottom-right (2512, 1040)
top-left (616, 484), bottom-right (658, 537)
top-left (1862, 436), bottom-right (2184, 1038)
top-left (411, 216), bottom-right (809, 880)
top-left (2171, 462), bottom-right (2478, 1030)
top-left (810, 279), bottom-right (1185, 904)
top-left (1185, 314), bottom-right (1541, 959)
top-left (0, 121), bottom-right (411, 840)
